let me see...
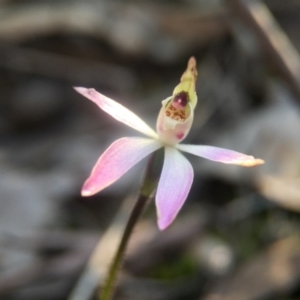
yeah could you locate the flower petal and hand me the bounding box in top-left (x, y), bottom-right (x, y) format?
top-left (177, 144), bottom-right (265, 167)
top-left (82, 137), bottom-right (162, 196)
top-left (156, 101), bottom-right (194, 145)
top-left (156, 147), bottom-right (194, 230)
top-left (74, 87), bottom-right (158, 139)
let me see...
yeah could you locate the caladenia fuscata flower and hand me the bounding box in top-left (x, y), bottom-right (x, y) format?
top-left (74, 57), bottom-right (264, 230)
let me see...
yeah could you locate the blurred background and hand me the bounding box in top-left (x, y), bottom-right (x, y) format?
top-left (1, 0), bottom-right (300, 299)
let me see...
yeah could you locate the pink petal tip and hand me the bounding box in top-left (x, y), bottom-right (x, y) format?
top-left (237, 158), bottom-right (265, 167)
top-left (81, 188), bottom-right (93, 197)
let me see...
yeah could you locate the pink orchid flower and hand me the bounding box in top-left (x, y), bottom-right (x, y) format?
top-left (74, 57), bottom-right (264, 230)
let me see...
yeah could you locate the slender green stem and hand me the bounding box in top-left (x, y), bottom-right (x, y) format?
top-left (99, 149), bottom-right (163, 300)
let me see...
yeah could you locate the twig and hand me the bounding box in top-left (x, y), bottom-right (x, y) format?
top-left (228, 0), bottom-right (300, 101)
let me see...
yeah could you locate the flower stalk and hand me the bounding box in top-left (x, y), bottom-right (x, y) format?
top-left (99, 149), bottom-right (163, 300)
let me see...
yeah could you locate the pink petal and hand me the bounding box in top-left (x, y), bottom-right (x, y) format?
top-left (74, 87), bottom-right (158, 139)
top-left (156, 147), bottom-right (194, 230)
top-left (177, 144), bottom-right (265, 167)
top-left (82, 137), bottom-right (162, 196)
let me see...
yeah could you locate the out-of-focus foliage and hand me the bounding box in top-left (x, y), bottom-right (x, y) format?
top-left (0, 0), bottom-right (300, 299)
